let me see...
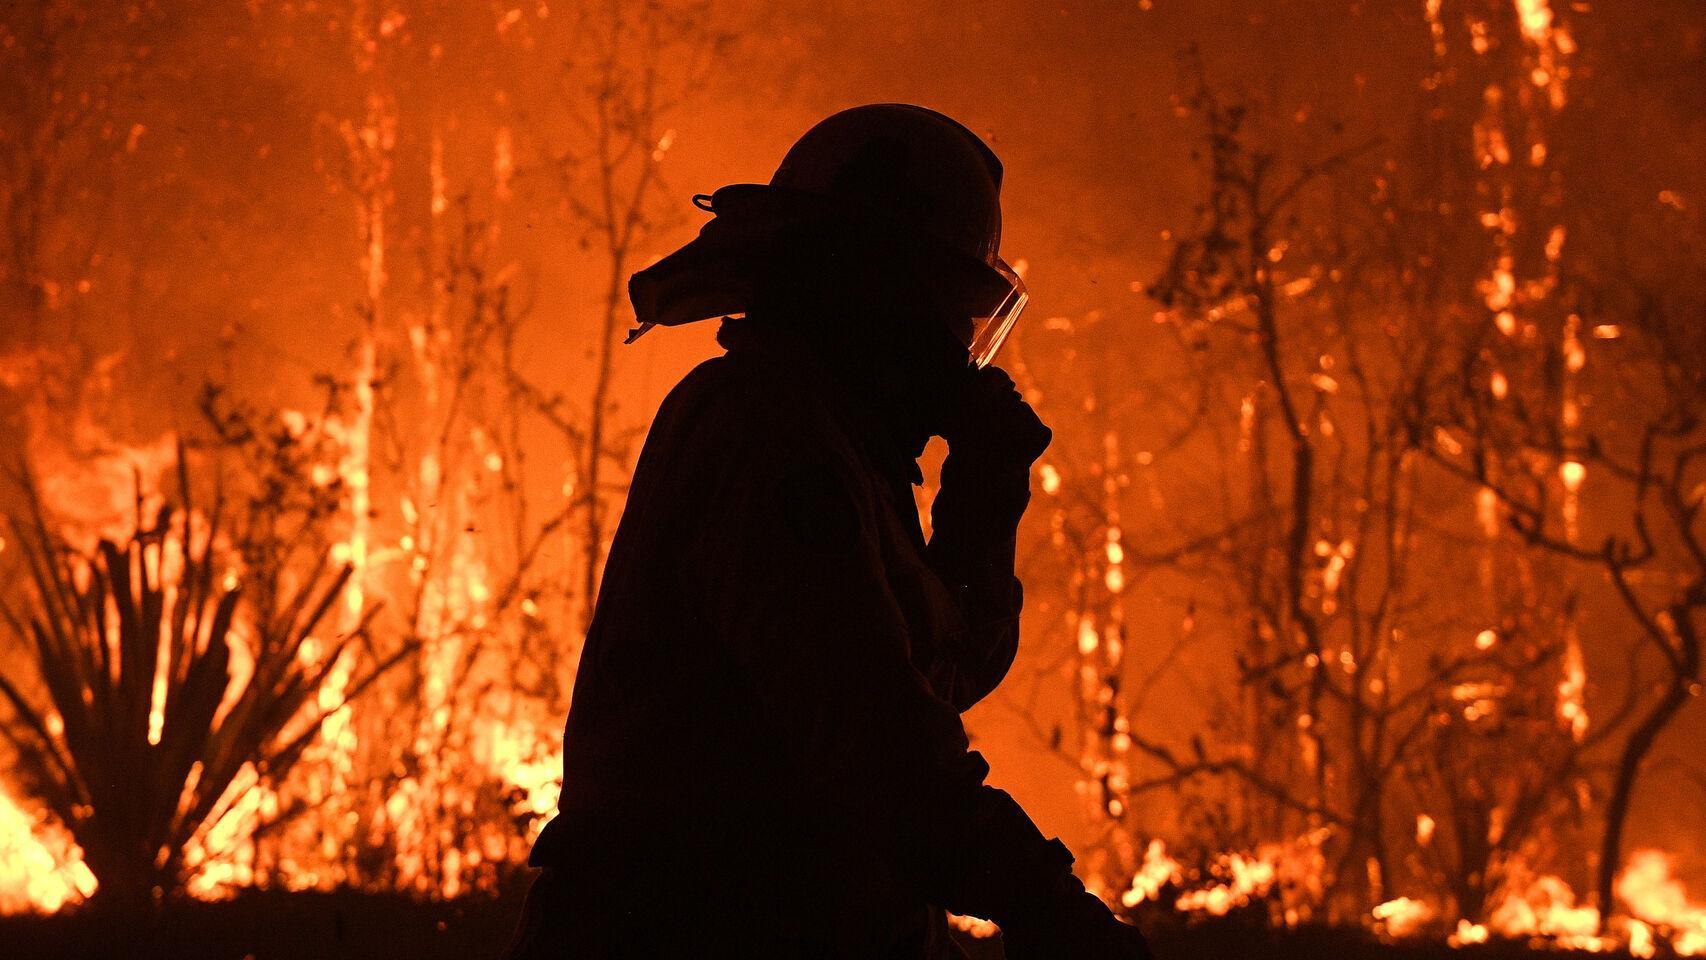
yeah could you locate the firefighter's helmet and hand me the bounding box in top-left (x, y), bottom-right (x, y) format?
top-left (627, 103), bottom-right (1028, 368)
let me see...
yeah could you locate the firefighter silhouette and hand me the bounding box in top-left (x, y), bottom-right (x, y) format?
top-left (505, 104), bottom-right (1155, 959)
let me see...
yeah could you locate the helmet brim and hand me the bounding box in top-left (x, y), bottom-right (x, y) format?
top-left (628, 183), bottom-right (1016, 333)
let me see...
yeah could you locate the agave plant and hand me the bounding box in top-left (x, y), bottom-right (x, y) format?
top-left (0, 452), bottom-right (396, 910)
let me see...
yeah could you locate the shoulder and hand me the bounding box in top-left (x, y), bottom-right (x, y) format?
top-left (650, 354), bottom-right (871, 554)
top-left (655, 351), bottom-right (853, 470)
top-left (655, 353), bottom-right (781, 430)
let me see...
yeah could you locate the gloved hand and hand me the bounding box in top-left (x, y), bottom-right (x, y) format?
top-left (939, 365), bottom-right (1052, 471)
top-left (933, 366), bottom-right (1052, 546)
top-left (998, 874), bottom-right (1157, 960)
top-left (928, 789), bottom-right (1152, 960)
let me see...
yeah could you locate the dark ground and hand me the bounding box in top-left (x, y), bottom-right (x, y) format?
top-left (0, 886), bottom-right (1640, 960)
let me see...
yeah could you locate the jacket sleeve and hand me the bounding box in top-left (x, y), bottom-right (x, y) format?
top-left (922, 451), bottom-right (1030, 710)
top-left (695, 415), bottom-right (1074, 925)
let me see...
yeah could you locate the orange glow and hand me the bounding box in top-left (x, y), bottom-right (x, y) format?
top-left (0, 2), bottom-right (1701, 954)
top-left (1617, 851), bottom-right (1706, 956)
top-left (0, 788), bottom-right (97, 914)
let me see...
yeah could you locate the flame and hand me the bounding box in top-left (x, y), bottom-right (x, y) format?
top-left (1120, 839), bottom-right (1184, 908)
top-left (182, 763), bottom-right (271, 900)
top-left (1038, 462), bottom-right (1062, 495)
top-left (2, 0), bottom-right (1699, 941)
top-left (1172, 854), bottom-right (1276, 916)
top-left (1449, 920), bottom-right (1490, 946)
top-left (1373, 897), bottom-right (1433, 939)
top-left (947, 912), bottom-right (1000, 939)
top-left (1109, 832), bottom-right (1327, 927)
top-left (1102, 841), bottom-right (1706, 955)
top-left (1448, 852), bottom-right (1705, 954)
top-left (1557, 623), bottom-right (1589, 741)
top-left (1484, 869), bottom-right (1607, 951)
top-left (0, 788), bottom-right (97, 914)
top-left (1617, 850), bottom-right (1706, 956)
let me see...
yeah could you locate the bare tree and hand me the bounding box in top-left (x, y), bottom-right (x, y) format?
top-left (357, 182), bottom-right (582, 897)
top-left (1026, 42), bottom-right (1611, 923)
top-left (539, 0), bottom-right (728, 632)
top-left (1432, 221), bottom-right (1706, 929)
top-left (1407, 0), bottom-right (1706, 931)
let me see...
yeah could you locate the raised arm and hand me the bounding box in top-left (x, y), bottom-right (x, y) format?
top-left (923, 366), bottom-right (1051, 709)
top-left (699, 406), bottom-right (1148, 957)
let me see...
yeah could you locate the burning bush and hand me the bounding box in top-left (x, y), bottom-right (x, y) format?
top-left (0, 433), bottom-right (403, 910)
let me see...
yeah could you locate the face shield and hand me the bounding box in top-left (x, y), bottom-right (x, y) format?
top-left (964, 257), bottom-right (1028, 369)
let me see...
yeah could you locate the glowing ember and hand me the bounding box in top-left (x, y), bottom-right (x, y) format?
top-left (947, 912), bottom-right (1000, 939)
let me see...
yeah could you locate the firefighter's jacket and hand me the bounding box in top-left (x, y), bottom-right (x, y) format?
top-left (524, 319), bottom-right (1073, 957)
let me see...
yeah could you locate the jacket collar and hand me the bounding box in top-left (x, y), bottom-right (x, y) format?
top-left (716, 317), bottom-right (926, 488)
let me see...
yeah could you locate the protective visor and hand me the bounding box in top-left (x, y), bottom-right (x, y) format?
top-left (965, 258), bottom-right (1028, 368)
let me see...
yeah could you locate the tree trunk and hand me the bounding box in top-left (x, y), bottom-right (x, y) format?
top-left (82, 842), bottom-right (170, 917)
top-left (1595, 609), bottom-right (1699, 926)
